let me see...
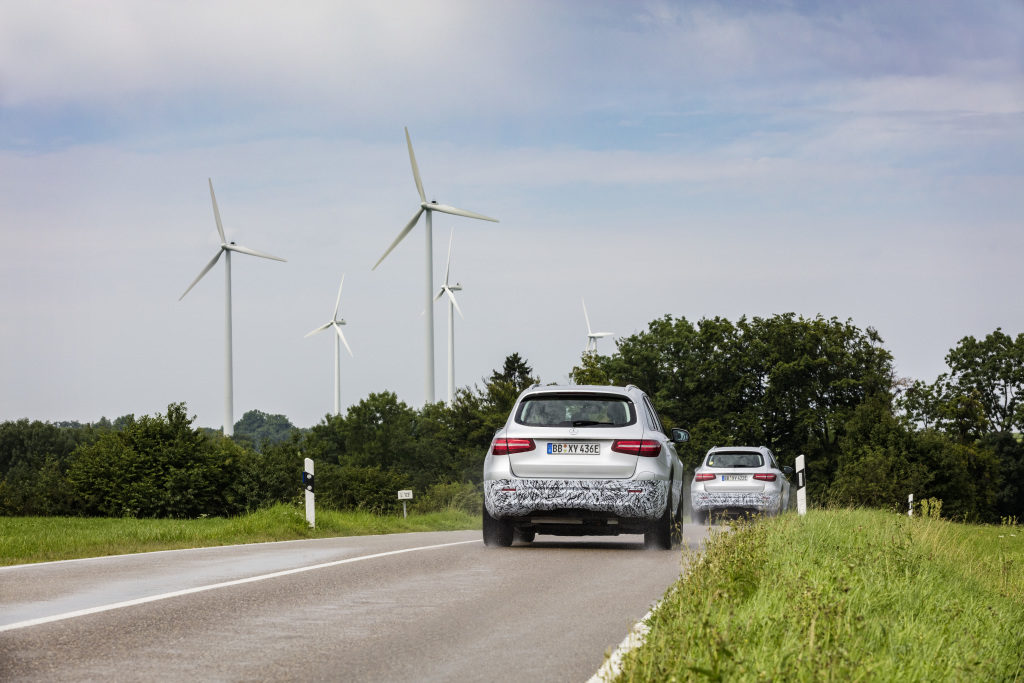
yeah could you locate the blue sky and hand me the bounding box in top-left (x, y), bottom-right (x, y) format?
top-left (1, 0), bottom-right (1022, 429)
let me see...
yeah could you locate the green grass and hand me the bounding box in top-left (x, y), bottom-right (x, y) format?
top-left (617, 509), bottom-right (1024, 682)
top-left (0, 504), bottom-right (481, 566)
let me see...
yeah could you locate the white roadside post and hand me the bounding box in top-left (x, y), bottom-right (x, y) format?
top-left (908, 493), bottom-right (914, 517)
top-left (795, 454), bottom-right (808, 516)
top-left (303, 458), bottom-right (315, 528)
top-left (398, 489), bottom-right (413, 519)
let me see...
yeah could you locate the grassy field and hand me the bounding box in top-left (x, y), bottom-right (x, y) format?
top-left (0, 504), bottom-right (480, 566)
top-left (617, 508), bottom-right (1024, 682)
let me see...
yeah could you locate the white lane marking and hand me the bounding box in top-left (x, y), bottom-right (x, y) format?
top-left (588, 603), bottom-right (658, 683)
top-left (0, 539), bottom-right (480, 633)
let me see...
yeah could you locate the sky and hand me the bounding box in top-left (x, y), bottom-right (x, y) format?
top-left (1, 0), bottom-right (1022, 430)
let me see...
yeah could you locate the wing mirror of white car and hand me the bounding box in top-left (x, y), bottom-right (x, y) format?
top-left (670, 428), bottom-right (690, 444)
top-left (782, 466), bottom-right (795, 477)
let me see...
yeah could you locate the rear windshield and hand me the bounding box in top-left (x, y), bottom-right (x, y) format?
top-left (515, 394), bottom-right (636, 428)
top-left (706, 451), bottom-right (764, 468)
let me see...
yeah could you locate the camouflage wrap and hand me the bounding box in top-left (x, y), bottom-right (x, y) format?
top-left (691, 491), bottom-right (782, 513)
top-left (484, 478), bottom-right (668, 520)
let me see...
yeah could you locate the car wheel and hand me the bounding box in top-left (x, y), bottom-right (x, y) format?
top-left (670, 500), bottom-right (683, 549)
top-left (644, 503), bottom-right (674, 550)
top-left (483, 507), bottom-right (513, 547)
top-left (514, 528), bottom-right (536, 544)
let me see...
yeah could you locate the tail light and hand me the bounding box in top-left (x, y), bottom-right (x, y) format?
top-left (611, 439), bottom-right (662, 457)
top-left (492, 438), bottom-right (535, 455)
top-left (695, 473), bottom-right (716, 482)
top-left (753, 473), bottom-right (777, 481)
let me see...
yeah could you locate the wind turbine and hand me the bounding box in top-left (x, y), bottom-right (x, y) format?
top-left (434, 230), bottom-right (463, 404)
top-left (372, 127), bottom-right (498, 404)
top-left (179, 179), bottom-right (286, 437)
top-left (582, 297), bottom-right (613, 354)
top-left (305, 275), bottom-right (354, 416)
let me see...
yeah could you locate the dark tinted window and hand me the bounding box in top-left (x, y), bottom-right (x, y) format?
top-left (706, 451), bottom-right (764, 468)
top-left (515, 394), bottom-right (636, 427)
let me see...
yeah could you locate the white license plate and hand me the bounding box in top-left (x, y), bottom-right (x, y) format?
top-left (722, 474), bottom-right (747, 481)
top-left (547, 442), bottom-right (600, 455)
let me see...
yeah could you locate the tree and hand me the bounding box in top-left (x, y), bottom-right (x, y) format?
top-left (66, 403), bottom-right (247, 518)
top-left (945, 329), bottom-right (1024, 434)
top-left (232, 409), bottom-right (297, 451)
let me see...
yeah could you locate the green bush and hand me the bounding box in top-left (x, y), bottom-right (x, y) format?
top-left (411, 481), bottom-right (483, 515)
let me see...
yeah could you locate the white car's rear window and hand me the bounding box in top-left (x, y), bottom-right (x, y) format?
top-left (515, 394), bottom-right (636, 427)
top-left (706, 451), bottom-right (764, 468)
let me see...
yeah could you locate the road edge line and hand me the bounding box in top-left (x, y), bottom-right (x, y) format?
top-left (0, 539), bottom-right (479, 633)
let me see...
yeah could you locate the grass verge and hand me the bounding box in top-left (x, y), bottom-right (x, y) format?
top-left (616, 508), bottom-right (1024, 681)
top-left (0, 504), bottom-right (480, 566)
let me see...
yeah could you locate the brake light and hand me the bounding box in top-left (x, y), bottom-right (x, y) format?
top-left (611, 439), bottom-right (662, 457)
top-left (695, 473), bottom-right (716, 482)
top-left (492, 438), bottom-right (535, 455)
top-left (753, 473), bottom-right (777, 481)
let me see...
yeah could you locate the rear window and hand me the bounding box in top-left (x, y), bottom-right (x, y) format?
top-left (706, 451), bottom-right (764, 468)
top-left (515, 394), bottom-right (636, 427)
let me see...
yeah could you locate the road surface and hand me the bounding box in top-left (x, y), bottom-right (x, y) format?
top-left (1, 525), bottom-right (712, 682)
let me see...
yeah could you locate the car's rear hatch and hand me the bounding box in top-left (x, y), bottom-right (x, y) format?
top-left (506, 424), bottom-right (644, 479)
top-left (701, 469), bottom-right (767, 493)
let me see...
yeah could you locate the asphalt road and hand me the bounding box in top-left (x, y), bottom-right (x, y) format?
top-left (0, 525), bottom-right (712, 682)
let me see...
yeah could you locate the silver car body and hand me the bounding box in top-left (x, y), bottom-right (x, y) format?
top-left (483, 384), bottom-right (684, 538)
top-left (691, 446), bottom-right (791, 517)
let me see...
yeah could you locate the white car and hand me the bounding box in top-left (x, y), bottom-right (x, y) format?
top-left (690, 446), bottom-right (793, 524)
top-left (482, 384), bottom-right (689, 549)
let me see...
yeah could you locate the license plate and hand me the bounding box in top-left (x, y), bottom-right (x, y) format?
top-left (547, 442), bottom-right (600, 455)
top-left (722, 474), bottom-right (747, 481)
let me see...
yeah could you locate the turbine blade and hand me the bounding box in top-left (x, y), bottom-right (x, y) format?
top-left (208, 179), bottom-right (226, 244)
top-left (429, 203), bottom-right (498, 222)
top-left (434, 287), bottom-right (445, 302)
top-left (334, 324), bottom-right (354, 357)
top-left (305, 321), bottom-right (333, 338)
top-left (334, 274), bottom-right (345, 319)
top-left (224, 243), bottom-right (287, 262)
top-left (406, 127), bottom-right (426, 204)
top-left (447, 288), bottom-right (464, 319)
top-left (179, 249), bottom-right (224, 300)
top-left (582, 297), bottom-right (593, 335)
top-left (372, 207), bottom-right (424, 270)
top-left (444, 229), bottom-right (454, 286)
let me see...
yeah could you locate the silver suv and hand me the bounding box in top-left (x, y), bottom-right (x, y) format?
top-left (690, 446), bottom-right (793, 524)
top-left (482, 384), bottom-right (689, 549)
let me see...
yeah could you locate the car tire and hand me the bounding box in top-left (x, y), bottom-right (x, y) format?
top-left (644, 503), bottom-right (675, 550)
top-left (670, 500), bottom-right (683, 549)
top-left (514, 528), bottom-right (536, 544)
top-left (483, 507), bottom-right (513, 547)
top-left (692, 507), bottom-right (708, 525)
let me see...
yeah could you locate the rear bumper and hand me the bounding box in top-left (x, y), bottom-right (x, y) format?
top-left (691, 491), bottom-right (781, 513)
top-left (484, 478), bottom-right (668, 521)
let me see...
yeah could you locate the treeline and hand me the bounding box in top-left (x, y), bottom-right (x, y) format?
top-left (1, 314), bottom-right (1021, 522)
top-left (574, 314), bottom-right (1024, 522)
top-left (0, 355), bottom-right (536, 518)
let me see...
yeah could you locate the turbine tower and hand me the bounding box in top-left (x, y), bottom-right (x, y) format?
top-left (434, 230), bottom-right (463, 404)
top-left (582, 297), bottom-right (613, 354)
top-left (179, 179), bottom-right (286, 437)
top-left (305, 275), bottom-right (354, 416)
top-left (372, 127), bottom-right (498, 404)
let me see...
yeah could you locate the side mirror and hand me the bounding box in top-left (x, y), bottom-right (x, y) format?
top-left (783, 466), bottom-right (794, 477)
top-left (670, 428), bottom-right (690, 444)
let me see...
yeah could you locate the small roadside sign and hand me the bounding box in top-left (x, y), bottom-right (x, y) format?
top-left (398, 489), bottom-right (413, 518)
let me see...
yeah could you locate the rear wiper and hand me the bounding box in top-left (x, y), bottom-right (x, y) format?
top-left (571, 420), bottom-right (607, 427)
